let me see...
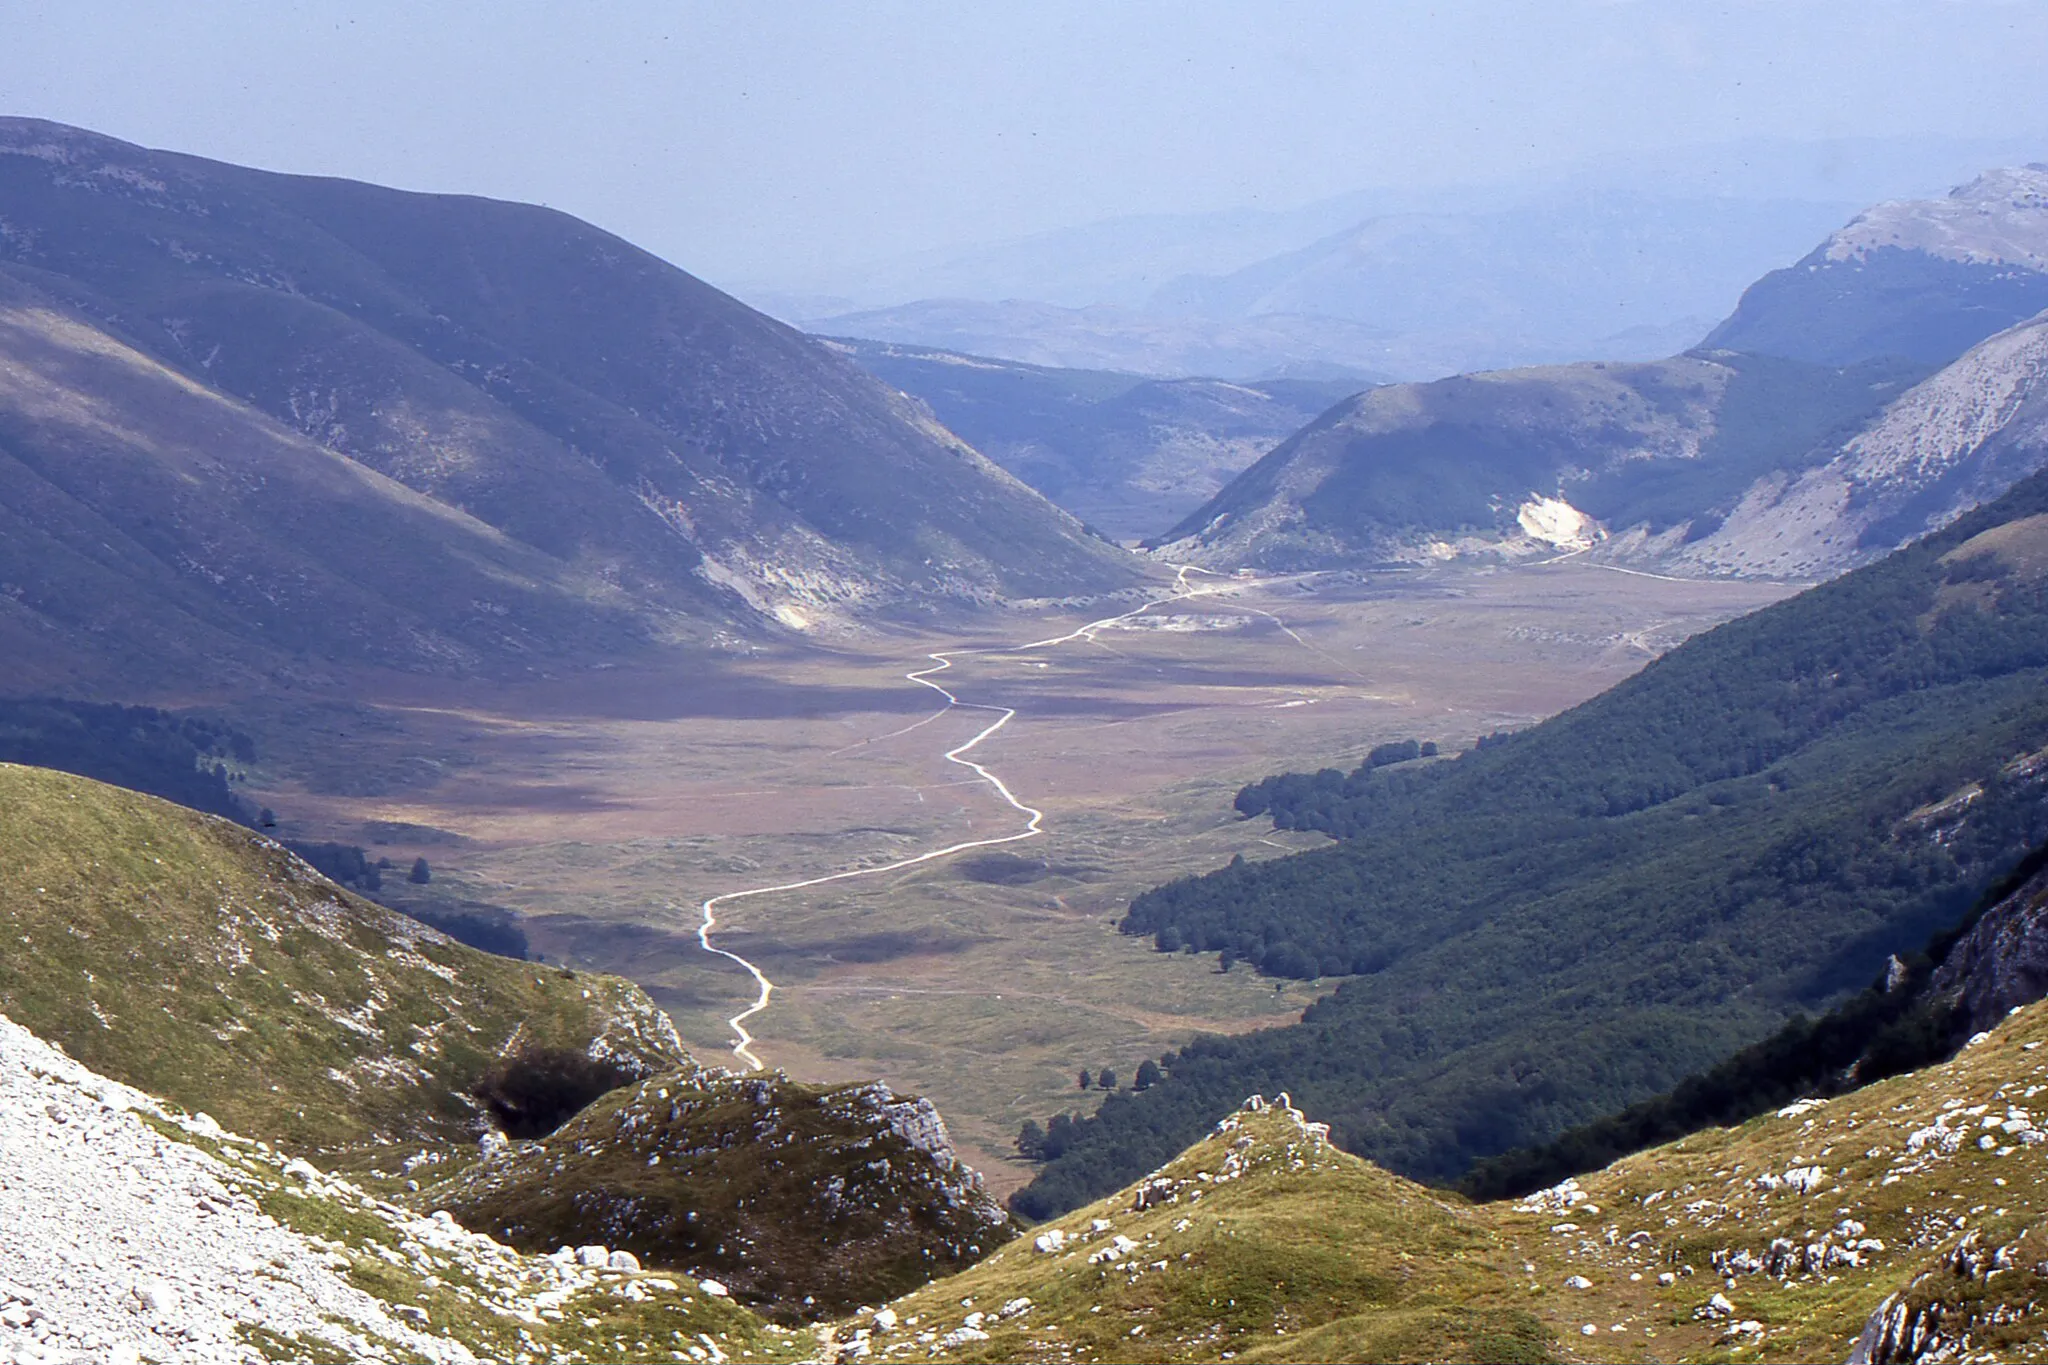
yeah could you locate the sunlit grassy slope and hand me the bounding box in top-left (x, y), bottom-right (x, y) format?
top-left (856, 995), bottom-right (2048, 1363)
top-left (0, 761), bottom-right (691, 1154)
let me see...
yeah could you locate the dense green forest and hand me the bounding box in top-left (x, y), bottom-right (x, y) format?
top-left (1459, 841), bottom-right (2048, 1201)
top-left (1010, 469), bottom-right (2048, 1220)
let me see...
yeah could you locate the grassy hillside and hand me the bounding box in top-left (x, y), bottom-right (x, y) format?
top-left (0, 762), bottom-right (690, 1154)
top-left (845, 1099), bottom-right (1545, 1364)
top-left (856, 996), bottom-right (2048, 1362)
top-left (1016, 468), bottom-right (2048, 1216)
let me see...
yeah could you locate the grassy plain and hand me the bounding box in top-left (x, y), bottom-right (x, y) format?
top-left (233, 561), bottom-right (1791, 1192)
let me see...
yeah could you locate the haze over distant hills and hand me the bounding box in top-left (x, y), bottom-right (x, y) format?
top-left (757, 135), bottom-right (2047, 382)
top-left (1707, 165), bottom-right (2048, 365)
top-left (0, 117), bottom-right (1138, 692)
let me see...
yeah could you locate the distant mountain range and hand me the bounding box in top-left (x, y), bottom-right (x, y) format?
top-left (0, 118), bottom-right (1138, 691)
top-left (792, 194), bottom-right (1836, 382)
top-left (1153, 166), bottom-right (2048, 578)
top-left (766, 136), bottom-right (2048, 382)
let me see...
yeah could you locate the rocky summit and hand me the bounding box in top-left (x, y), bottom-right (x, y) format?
top-left (1707, 166), bottom-right (2048, 369)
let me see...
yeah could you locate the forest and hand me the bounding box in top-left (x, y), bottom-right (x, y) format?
top-left (1459, 841), bottom-right (2048, 1201)
top-left (1010, 467), bottom-right (2048, 1219)
top-left (0, 700), bottom-right (253, 821)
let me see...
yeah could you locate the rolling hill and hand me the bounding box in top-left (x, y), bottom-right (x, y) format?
top-left (1148, 348), bottom-right (1926, 570)
top-left (857, 994), bottom-right (2048, 1363)
top-left (0, 117), bottom-right (1137, 689)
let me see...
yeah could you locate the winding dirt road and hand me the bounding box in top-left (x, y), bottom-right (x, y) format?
top-left (691, 566), bottom-right (1236, 1070)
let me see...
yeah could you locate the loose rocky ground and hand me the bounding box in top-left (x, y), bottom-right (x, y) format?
top-left (0, 1009), bottom-right (808, 1365)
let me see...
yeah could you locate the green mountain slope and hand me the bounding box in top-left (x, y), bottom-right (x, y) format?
top-left (0, 117), bottom-right (1136, 685)
top-left (1461, 845), bottom-right (2048, 1201)
top-left (1014, 468), bottom-right (2048, 1217)
top-left (0, 762), bottom-right (691, 1154)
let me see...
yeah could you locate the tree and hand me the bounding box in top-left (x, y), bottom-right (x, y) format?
top-left (1077, 1069), bottom-right (1092, 1090)
top-left (1097, 1068), bottom-right (1117, 1091)
top-left (1134, 1059), bottom-right (1162, 1091)
top-left (409, 856), bottom-right (432, 884)
top-left (1016, 1119), bottom-right (1047, 1159)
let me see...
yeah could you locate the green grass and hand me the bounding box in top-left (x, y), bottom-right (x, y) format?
top-left (0, 762), bottom-right (690, 1156)
top-left (845, 995), bottom-right (2048, 1362)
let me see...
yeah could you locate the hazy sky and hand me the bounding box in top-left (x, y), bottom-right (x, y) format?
top-left (3, 2), bottom-right (2045, 288)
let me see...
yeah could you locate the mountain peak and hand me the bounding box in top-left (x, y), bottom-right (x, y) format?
top-left (1823, 164), bottom-right (2048, 271)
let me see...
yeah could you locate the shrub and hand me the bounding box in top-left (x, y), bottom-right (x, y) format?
top-left (470, 1047), bottom-right (645, 1138)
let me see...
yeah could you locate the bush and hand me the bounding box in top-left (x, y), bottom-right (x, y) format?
top-left (470, 1047), bottom-right (646, 1138)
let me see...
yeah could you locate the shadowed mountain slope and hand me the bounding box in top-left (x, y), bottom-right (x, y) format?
top-left (829, 337), bottom-right (1358, 540)
top-left (0, 117), bottom-right (1136, 685)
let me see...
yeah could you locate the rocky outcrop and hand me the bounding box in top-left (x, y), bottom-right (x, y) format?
top-left (428, 1071), bottom-right (1015, 1319)
top-left (1929, 855), bottom-right (2048, 1038)
top-left (1672, 309), bottom-right (2048, 578)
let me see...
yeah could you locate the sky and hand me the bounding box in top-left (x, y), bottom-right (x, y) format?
top-left (2, 1), bottom-right (2046, 290)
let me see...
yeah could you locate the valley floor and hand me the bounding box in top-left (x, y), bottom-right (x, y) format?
top-left (232, 562), bottom-right (1792, 1192)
